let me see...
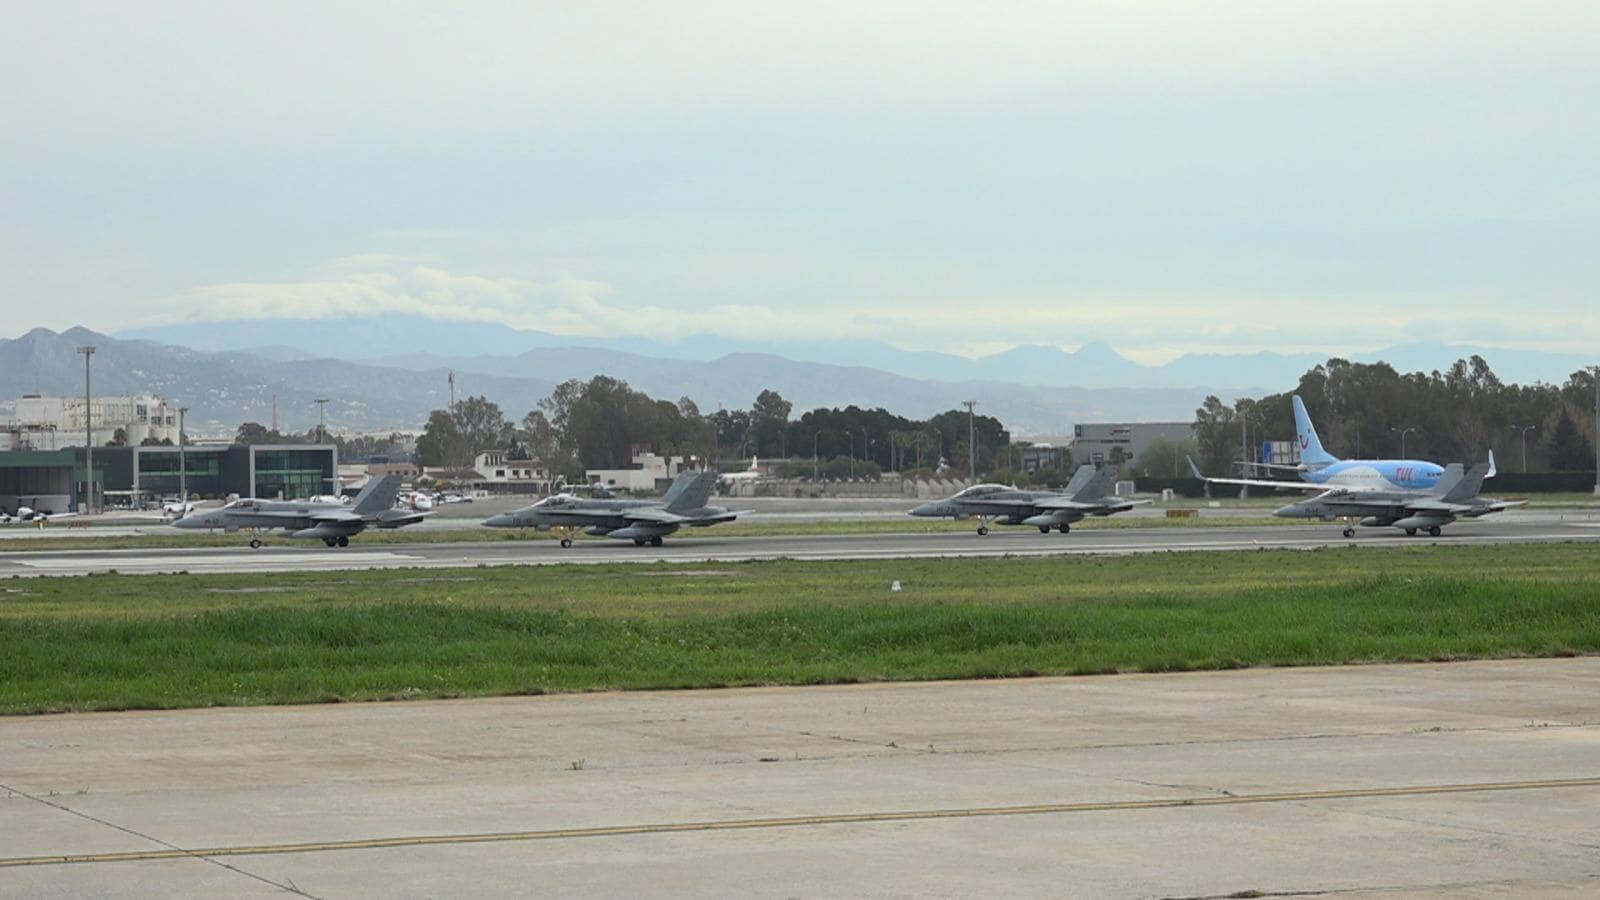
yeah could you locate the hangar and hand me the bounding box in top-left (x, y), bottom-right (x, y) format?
top-left (0, 444), bottom-right (337, 514)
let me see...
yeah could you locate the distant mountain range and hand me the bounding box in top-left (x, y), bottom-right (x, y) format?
top-left (118, 314), bottom-right (1595, 390)
top-left (2, 317), bottom-right (1587, 438)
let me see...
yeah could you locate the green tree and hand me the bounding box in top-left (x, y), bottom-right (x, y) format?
top-left (1131, 437), bottom-right (1197, 478)
top-left (1546, 409), bottom-right (1593, 471)
top-left (748, 389), bottom-right (793, 458)
top-left (1192, 395), bottom-right (1239, 476)
top-left (415, 395), bottom-right (512, 467)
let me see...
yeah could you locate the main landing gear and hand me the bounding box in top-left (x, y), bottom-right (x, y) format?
top-left (321, 536), bottom-right (350, 548)
top-left (631, 536), bottom-right (666, 547)
top-left (1038, 524), bottom-right (1071, 534)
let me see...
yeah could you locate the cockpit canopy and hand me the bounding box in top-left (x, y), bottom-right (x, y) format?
top-left (222, 498), bottom-right (261, 511)
top-left (953, 483), bottom-right (1009, 498)
top-left (533, 493), bottom-right (579, 508)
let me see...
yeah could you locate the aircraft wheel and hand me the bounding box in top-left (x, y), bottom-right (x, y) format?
top-left (249, 538), bottom-right (262, 549)
top-left (1428, 525), bottom-right (1442, 537)
top-left (633, 538), bottom-right (646, 546)
top-left (977, 526), bottom-right (989, 536)
top-left (1342, 527), bottom-right (1355, 538)
top-left (337, 536), bottom-right (349, 547)
top-left (323, 538), bottom-right (337, 547)
top-left (1059, 523), bottom-right (1070, 533)
top-left (650, 536), bottom-right (664, 547)
top-left (1038, 525), bottom-right (1050, 534)
top-left (559, 538), bottom-right (573, 548)
top-left (1405, 528), bottom-right (1417, 536)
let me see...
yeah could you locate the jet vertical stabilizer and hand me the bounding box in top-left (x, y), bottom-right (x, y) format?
top-left (351, 474), bottom-right (403, 514)
top-left (1072, 465), bottom-right (1118, 502)
top-left (1059, 464), bottom-right (1097, 496)
top-left (662, 471), bottom-right (718, 512)
top-left (1291, 395), bottom-right (1340, 469)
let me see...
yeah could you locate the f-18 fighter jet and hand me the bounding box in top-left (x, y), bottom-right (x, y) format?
top-left (171, 474), bottom-right (424, 548)
top-left (483, 471), bottom-right (740, 547)
top-left (908, 464), bottom-right (1144, 535)
top-left (1271, 455), bottom-right (1522, 537)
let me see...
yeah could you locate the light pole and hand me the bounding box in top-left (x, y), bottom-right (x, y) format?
top-left (860, 428), bottom-right (869, 471)
top-left (76, 345), bottom-right (95, 514)
top-left (314, 399), bottom-right (329, 444)
top-left (1592, 366), bottom-right (1599, 497)
top-left (812, 432), bottom-right (820, 482)
top-left (1509, 424), bottom-right (1536, 473)
top-left (963, 400), bottom-right (978, 482)
top-left (178, 406), bottom-right (189, 512)
top-left (847, 431), bottom-right (855, 479)
top-left (1390, 426), bottom-right (1418, 457)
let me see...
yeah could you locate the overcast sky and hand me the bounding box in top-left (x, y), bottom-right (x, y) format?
top-left (3, 1), bottom-right (1596, 362)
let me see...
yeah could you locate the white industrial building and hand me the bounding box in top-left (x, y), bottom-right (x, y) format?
top-left (2, 394), bottom-right (180, 451)
top-left (586, 450), bottom-right (691, 493)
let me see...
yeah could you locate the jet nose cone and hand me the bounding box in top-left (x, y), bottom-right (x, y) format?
top-left (909, 503), bottom-right (944, 517)
top-left (1273, 503), bottom-right (1307, 519)
top-left (171, 514), bottom-right (203, 529)
top-left (483, 514), bottom-right (515, 528)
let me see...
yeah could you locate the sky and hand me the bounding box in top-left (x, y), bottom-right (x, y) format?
top-left (2, 1), bottom-right (1597, 364)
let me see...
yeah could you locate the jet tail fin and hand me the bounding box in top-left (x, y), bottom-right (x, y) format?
top-left (1072, 465), bottom-right (1118, 502)
top-left (1427, 463), bottom-right (1466, 500)
top-left (1441, 458), bottom-right (1493, 504)
top-left (1060, 464), bottom-right (1098, 496)
top-left (351, 474), bottom-right (402, 515)
top-left (662, 471), bottom-right (717, 512)
top-left (1292, 395), bottom-right (1340, 468)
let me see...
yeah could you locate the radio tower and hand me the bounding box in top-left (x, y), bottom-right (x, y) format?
top-left (448, 370), bottom-right (457, 409)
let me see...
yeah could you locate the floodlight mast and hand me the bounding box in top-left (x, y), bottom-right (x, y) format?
top-left (77, 345), bottom-right (96, 513)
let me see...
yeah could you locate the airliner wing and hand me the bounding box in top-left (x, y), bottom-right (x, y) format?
top-left (1186, 458), bottom-right (1373, 494)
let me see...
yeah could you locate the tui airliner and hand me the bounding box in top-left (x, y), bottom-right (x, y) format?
top-left (1191, 395), bottom-right (1454, 494)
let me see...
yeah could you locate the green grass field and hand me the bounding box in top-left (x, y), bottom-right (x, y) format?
top-left (3, 543), bottom-right (1598, 714)
top-left (0, 513), bottom-right (1316, 552)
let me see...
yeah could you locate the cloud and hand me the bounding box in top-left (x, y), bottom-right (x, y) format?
top-left (138, 258), bottom-right (1600, 363)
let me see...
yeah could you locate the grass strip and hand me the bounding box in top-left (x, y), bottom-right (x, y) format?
top-left (2, 545), bottom-right (1598, 714)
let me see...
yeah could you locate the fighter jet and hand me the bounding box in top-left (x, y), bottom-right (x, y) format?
top-left (171, 474), bottom-right (424, 548)
top-left (908, 464), bottom-right (1144, 535)
top-left (483, 471), bottom-right (741, 547)
top-left (1272, 455), bottom-right (1523, 537)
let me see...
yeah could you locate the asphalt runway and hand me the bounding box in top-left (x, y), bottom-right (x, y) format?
top-left (4, 517), bottom-right (1600, 576)
top-left (3, 658), bottom-right (1597, 897)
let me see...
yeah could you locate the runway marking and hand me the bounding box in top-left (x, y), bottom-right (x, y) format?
top-left (4, 776), bottom-right (1597, 868)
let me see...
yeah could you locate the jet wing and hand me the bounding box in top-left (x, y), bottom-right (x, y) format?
top-left (310, 510), bottom-right (363, 523)
top-left (1035, 497), bottom-right (1153, 510)
top-left (623, 508), bottom-right (690, 524)
top-left (1187, 458), bottom-right (1371, 494)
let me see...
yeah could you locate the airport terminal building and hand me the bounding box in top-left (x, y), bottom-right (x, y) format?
top-left (0, 444), bottom-right (337, 515)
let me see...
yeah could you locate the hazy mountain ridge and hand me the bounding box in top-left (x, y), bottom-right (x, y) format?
top-left (116, 315), bottom-right (1594, 389)
top-left (10, 327), bottom-right (1235, 437)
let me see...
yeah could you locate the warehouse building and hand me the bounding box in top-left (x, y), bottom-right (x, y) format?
top-left (0, 444), bottom-right (337, 514)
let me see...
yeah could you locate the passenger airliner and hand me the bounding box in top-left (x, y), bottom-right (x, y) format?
top-left (1192, 395), bottom-right (1454, 494)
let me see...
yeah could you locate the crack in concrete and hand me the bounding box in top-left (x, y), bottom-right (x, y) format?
top-left (0, 781), bottom-right (321, 898)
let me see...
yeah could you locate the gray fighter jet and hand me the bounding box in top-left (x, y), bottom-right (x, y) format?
top-left (483, 471), bottom-right (740, 547)
top-left (171, 474), bottom-right (425, 547)
top-left (908, 464), bottom-right (1144, 535)
top-left (1273, 455), bottom-right (1523, 537)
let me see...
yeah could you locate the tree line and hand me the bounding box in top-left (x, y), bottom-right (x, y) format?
top-left (1192, 356), bottom-right (1599, 475)
top-left (403, 376), bottom-right (1041, 483)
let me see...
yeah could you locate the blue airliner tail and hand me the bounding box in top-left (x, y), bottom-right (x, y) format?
top-left (1292, 395), bottom-right (1340, 469)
